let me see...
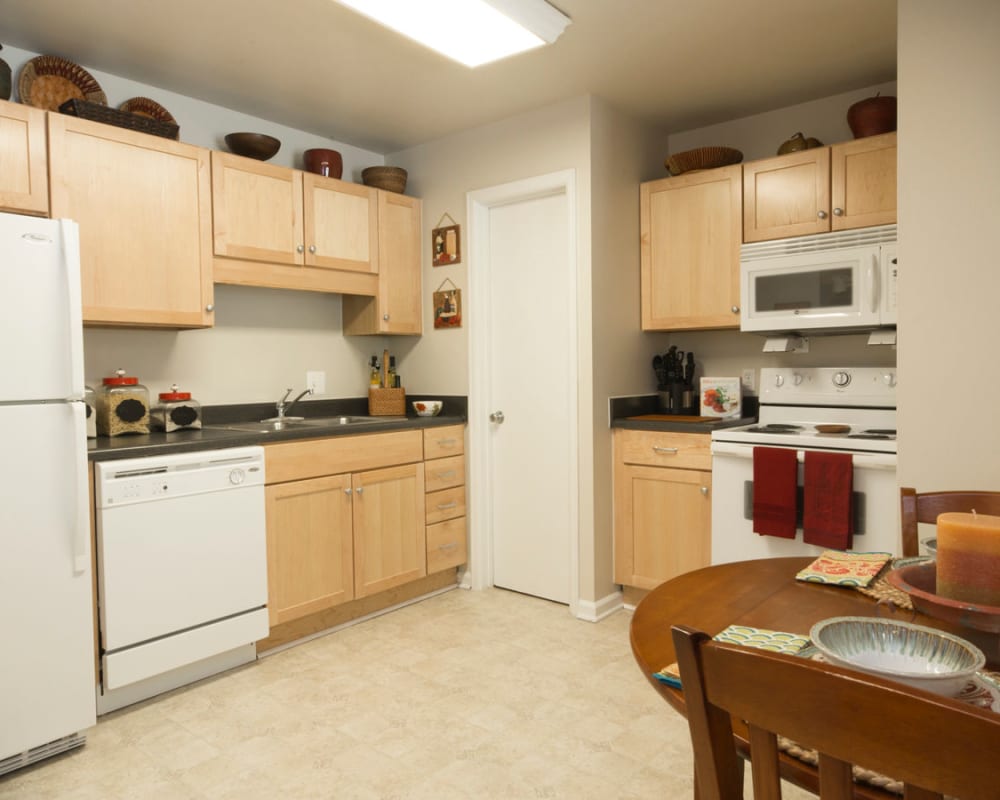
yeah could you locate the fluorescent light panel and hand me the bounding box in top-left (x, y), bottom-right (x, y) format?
top-left (333, 0), bottom-right (571, 67)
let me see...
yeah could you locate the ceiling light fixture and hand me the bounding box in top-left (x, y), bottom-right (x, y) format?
top-left (332, 0), bottom-right (571, 67)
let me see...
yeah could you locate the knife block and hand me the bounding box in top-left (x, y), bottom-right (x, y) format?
top-left (368, 387), bottom-right (406, 416)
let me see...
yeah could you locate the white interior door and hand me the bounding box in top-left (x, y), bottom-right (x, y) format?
top-left (486, 190), bottom-right (573, 604)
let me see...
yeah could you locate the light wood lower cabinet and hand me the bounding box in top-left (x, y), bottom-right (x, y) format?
top-left (613, 428), bottom-right (711, 590)
top-left (422, 425), bottom-right (467, 572)
top-left (0, 98), bottom-right (48, 215)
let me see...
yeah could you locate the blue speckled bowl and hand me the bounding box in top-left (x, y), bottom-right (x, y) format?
top-left (809, 616), bottom-right (985, 697)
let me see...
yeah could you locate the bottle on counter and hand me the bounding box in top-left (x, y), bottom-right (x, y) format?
top-left (388, 356), bottom-right (397, 389)
top-left (97, 369), bottom-right (150, 436)
top-left (84, 385), bottom-right (97, 438)
top-left (369, 356), bottom-right (381, 388)
top-left (151, 384), bottom-right (203, 432)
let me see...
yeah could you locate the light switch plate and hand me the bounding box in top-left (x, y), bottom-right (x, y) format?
top-left (306, 370), bottom-right (326, 395)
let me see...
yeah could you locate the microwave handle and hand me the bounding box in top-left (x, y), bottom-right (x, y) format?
top-left (868, 253), bottom-right (880, 313)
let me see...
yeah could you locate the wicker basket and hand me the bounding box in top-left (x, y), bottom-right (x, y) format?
top-left (368, 387), bottom-right (406, 416)
top-left (362, 166), bottom-right (407, 194)
top-left (665, 146), bottom-right (742, 176)
top-left (59, 99), bottom-right (180, 140)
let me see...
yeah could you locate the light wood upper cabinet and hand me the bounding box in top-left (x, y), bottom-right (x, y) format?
top-left (743, 132), bottom-right (896, 242)
top-left (0, 99), bottom-right (48, 216)
top-left (48, 114), bottom-right (214, 328)
top-left (613, 429), bottom-right (711, 590)
top-left (640, 164), bottom-right (741, 331)
top-left (211, 152), bottom-right (381, 296)
top-left (343, 191), bottom-right (422, 335)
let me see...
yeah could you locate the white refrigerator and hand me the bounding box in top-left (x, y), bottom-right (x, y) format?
top-left (0, 211), bottom-right (96, 775)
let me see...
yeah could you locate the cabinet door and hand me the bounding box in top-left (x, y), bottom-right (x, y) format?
top-left (265, 474), bottom-right (354, 626)
top-left (302, 174), bottom-right (378, 273)
top-left (640, 165), bottom-right (741, 330)
top-left (743, 147), bottom-right (831, 242)
top-left (353, 462), bottom-right (426, 597)
top-left (211, 151), bottom-right (303, 265)
top-left (343, 191), bottom-right (422, 335)
top-left (614, 462), bottom-right (711, 590)
top-left (48, 115), bottom-right (214, 328)
top-left (830, 132), bottom-right (896, 231)
top-left (0, 99), bottom-right (48, 215)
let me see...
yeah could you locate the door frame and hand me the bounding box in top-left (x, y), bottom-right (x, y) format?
top-left (464, 169), bottom-right (580, 615)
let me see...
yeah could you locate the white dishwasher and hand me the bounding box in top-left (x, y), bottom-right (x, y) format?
top-left (94, 446), bottom-right (268, 714)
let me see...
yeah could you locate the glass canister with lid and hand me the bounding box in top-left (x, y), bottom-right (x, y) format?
top-left (97, 369), bottom-right (150, 436)
top-left (151, 384), bottom-right (202, 432)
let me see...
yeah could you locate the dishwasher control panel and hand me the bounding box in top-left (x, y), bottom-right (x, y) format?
top-left (95, 446), bottom-right (266, 507)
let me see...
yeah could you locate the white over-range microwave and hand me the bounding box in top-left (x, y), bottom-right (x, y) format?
top-left (740, 224), bottom-right (897, 334)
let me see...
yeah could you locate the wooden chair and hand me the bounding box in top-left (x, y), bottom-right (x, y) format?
top-left (671, 624), bottom-right (1000, 800)
top-left (900, 487), bottom-right (1000, 556)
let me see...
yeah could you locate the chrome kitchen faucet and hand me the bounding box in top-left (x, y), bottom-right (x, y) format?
top-left (269, 387), bottom-right (313, 421)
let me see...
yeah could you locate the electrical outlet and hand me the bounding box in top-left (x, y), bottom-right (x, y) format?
top-left (306, 370), bottom-right (326, 395)
top-left (741, 369), bottom-right (756, 393)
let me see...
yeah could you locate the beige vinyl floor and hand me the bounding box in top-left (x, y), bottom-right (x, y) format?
top-left (0, 586), bottom-right (811, 799)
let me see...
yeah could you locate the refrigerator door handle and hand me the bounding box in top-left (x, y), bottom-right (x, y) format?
top-left (60, 220), bottom-right (86, 399)
top-left (70, 401), bottom-right (89, 575)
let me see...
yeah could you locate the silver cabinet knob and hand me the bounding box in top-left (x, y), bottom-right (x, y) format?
top-left (489, 410), bottom-right (505, 424)
top-left (205, 304), bottom-right (214, 312)
top-left (344, 487), bottom-right (352, 495)
top-left (309, 245), bottom-right (317, 253)
top-left (382, 314), bottom-right (390, 321)
top-left (817, 210), bottom-right (828, 220)
top-left (296, 244), bottom-right (305, 253)
top-left (833, 207), bottom-right (844, 216)
top-left (730, 305), bottom-right (740, 314)
top-left (700, 486), bottom-right (709, 496)
top-left (355, 486), bottom-right (364, 495)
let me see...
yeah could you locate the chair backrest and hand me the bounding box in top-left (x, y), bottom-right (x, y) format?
top-left (671, 624), bottom-right (1000, 800)
top-left (900, 487), bottom-right (1000, 556)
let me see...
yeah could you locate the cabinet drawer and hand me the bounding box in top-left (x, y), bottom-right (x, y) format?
top-left (423, 425), bottom-right (464, 460)
top-left (425, 485), bottom-right (466, 525)
top-left (615, 429), bottom-right (711, 470)
top-left (265, 430), bottom-right (422, 484)
top-left (424, 454), bottom-right (465, 493)
top-left (426, 517), bottom-right (466, 573)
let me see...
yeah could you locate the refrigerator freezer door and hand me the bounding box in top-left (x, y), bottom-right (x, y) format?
top-left (0, 403), bottom-right (96, 759)
top-left (0, 213), bottom-right (84, 402)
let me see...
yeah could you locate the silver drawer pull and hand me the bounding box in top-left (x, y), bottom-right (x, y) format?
top-left (439, 542), bottom-right (459, 551)
top-left (436, 470), bottom-right (456, 479)
top-left (652, 446), bottom-right (679, 455)
top-left (436, 502), bottom-right (458, 510)
top-left (436, 438), bottom-right (458, 447)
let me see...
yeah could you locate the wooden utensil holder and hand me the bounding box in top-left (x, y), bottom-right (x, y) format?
top-left (368, 387), bottom-right (405, 416)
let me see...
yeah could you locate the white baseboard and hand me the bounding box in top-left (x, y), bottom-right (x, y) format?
top-left (574, 589), bottom-right (624, 622)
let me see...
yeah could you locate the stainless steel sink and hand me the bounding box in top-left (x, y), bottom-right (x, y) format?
top-left (213, 415), bottom-right (401, 433)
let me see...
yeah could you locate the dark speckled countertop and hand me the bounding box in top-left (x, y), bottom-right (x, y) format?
top-left (609, 394), bottom-right (757, 434)
top-left (88, 395), bottom-right (467, 462)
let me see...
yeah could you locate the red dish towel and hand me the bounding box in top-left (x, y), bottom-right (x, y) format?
top-left (752, 447), bottom-right (798, 538)
top-left (802, 451), bottom-right (854, 549)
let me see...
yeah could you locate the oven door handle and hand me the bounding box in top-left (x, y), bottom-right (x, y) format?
top-left (711, 441), bottom-right (897, 470)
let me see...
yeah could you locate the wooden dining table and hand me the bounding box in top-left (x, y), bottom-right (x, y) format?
top-left (629, 557), bottom-right (1000, 798)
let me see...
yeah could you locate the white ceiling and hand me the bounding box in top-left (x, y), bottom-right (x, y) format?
top-left (0, 0), bottom-right (897, 154)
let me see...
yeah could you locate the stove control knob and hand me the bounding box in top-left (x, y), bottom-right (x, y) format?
top-left (792, 372), bottom-right (803, 386)
top-left (775, 374), bottom-right (785, 388)
top-left (882, 372), bottom-right (897, 387)
top-left (832, 371), bottom-right (851, 387)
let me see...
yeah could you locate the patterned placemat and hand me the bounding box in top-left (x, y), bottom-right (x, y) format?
top-left (796, 550), bottom-right (893, 587)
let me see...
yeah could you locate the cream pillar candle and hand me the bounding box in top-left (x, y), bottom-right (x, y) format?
top-left (936, 511), bottom-right (1000, 606)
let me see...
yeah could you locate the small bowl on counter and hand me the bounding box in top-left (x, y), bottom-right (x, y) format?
top-left (809, 616), bottom-right (985, 697)
top-left (412, 400), bottom-right (443, 417)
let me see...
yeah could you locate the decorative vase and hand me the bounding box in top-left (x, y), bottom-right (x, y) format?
top-left (0, 44), bottom-right (11, 101)
top-left (847, 94), bottom-right (897, 138)
top-left (303, 148), bottom-right (343, 179)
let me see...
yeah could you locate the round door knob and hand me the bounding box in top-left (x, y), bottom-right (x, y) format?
top-left (355, 486), bottom-right (364, 495)
top-left (344, 487), bottom-right (352, 495)
top-left (296, 244), bottom-right (304, 253)
top-left (205, 304), bottom-right (214, 312)
top-left (817, 210), bottom-right (828, 220)
top-left (382, 313), bottom-right (390, 321)
top-left (309, 245), bottom-right (317, 253)
top-left (700, 486), bottom-right (709, 496)
top-left (833, 207), bottom-right (844, 216)
top-left (730, 305), bottom-right (740, 314)
top-left (832, 371), bottom-right (851, 387)
top-left (489, 410), bottom-right (505, 424)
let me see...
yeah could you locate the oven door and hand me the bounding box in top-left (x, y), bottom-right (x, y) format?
top-left (709, 442), bottom-right (899, 564)
top-left (740, 244), bottom-right (883, 333)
